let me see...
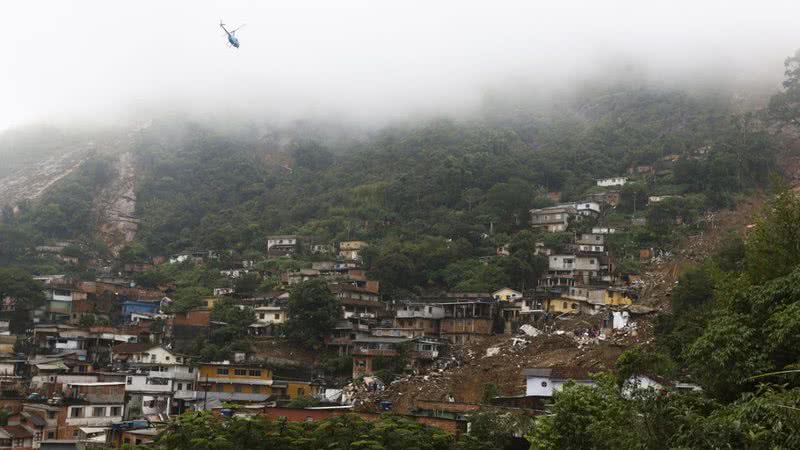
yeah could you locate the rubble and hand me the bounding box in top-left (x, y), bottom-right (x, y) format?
top-left (346, 312), bottom-right (659, 414)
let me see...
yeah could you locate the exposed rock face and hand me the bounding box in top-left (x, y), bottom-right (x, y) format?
top-left (0, 150), bottom-right (86, 209)
top-left (95, 152), bottom-right (139, 256)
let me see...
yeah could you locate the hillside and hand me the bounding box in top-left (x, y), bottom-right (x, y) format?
top-left (0, 85), bottom-right (779, 296)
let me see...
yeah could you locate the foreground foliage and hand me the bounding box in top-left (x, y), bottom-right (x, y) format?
top-left (134, 412), bottom-right (486, 450)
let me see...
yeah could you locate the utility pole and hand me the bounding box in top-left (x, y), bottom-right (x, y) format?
top-left (203, 374), bottom-right (208, 410)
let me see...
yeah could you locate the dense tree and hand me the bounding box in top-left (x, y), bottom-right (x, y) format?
top-left (614, 346), bottom-right (676, 387)
top-left (147, 411), bottom-right (485, 450)
top-left (528, 377), bottom-right (637, 450)
top-left (768, 48), bottom-right (800, 126)
top-left (169, 287), bottom-right (211, 313)
top-left (745, 189), bottom-right (800, 283)
top-left (285, 280), bottom-right (340, 348)
top-left (0, 268), bottom-right (45, 334)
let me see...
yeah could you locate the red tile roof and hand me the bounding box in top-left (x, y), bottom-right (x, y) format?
top-left (3, 425), bottom-right (33, 438)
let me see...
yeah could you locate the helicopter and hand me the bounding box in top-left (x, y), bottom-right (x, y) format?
top-left (219, 21), bottom-right (244, 48)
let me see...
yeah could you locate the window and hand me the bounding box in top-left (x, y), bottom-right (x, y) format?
top-left (70, 407), bottom-right (84, 418)
top-left (47, 432), bottom-right (55, 440)
top-left (234, 369), bottom-right (247, 376)
top-left (541, 381), bottom-right (548, 387)
top-left (571, 303), bottom-right (577, 309)
top-left (186, 383), bottom-right (192, 390)
top-left (234, 384), bottom-right (242, 393)
top-left (216, 384), bottom-right (223, 392)
top-left (248, 370), bottom-right (261, 377)
top-left (297, 388), bottom-right (305, 397)
top-left (92, 407), bottom-right (105, 417)
top-left (259, 313), bottom-right (265, 319)
top-left (217, 368), bottom-right (229, 375)
top-left (73, 430), bottom-right (79, 437)
top-left (188, 367), bottom-right (194, 373)
top-left (165, 356), bottom-right (170, 361)
top-left (150, 355), bottom-right (156, 362)
top-left (562, 302), bottom-right (567, 308)
top-left (177, 383), bottom-right (183, 390)
top-left (47, 411), bottom-right (56, 419)
top-left (111, 407), bottom-right (122, 416)
top-left (274, 314), bottom-right (280, 320)
top-left (127, 377), bottom-right (133, 385)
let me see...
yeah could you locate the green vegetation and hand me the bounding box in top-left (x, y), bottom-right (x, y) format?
top-left (0, 80), bottom-right (778, 296)
top-left (529, 187), bottom-right (800, 448)
top-left (285, 280), bottom-right (340, 348)
top-left (140, 411), bottom-right (488, 450)
top-left (529, 376), bottom-right (800, 450)
top-left (0, 268), bottom-right (45, 333)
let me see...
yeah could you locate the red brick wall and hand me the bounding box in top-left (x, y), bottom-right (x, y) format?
top-left (172, 310), bottom-right (210, 326)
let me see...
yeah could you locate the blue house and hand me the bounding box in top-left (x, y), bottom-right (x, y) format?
top-left (120, 299), bottom-right (161, 322)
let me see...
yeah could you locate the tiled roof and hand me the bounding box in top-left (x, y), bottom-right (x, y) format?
top-left (3, 425), bottom-right (33, 438)
top-left (111, 343), bottom-right (159, 354)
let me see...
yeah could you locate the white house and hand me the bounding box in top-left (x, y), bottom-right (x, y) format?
top-left (591, 227), bottom-right (616, 234)
top-left (125, 365), bottom-right (197, 416)
top-left (549, 255), bottom-right (576, 271)
top-left (65, 403), bottom-right (124, 427)
top-left (596, 177), bottom-right (628, 187)
top-left (523, 367), bottom-right (596, 397)
top-left (530, 206), bottom-right (576, 233)
top-left (492, 288), bottom-right (523, 302)
top-left (219, 269), bottom-right (251, 279)
top-left (266, 235), bottom-right (298, 256)
top-left (574, 201), bottom-right (601, 217)
top-left (112, 344), bottom-right (186, 366)
top-left (254, 306), bottom-right (287, 324)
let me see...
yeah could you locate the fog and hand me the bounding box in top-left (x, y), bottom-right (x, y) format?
top-left (2, 0), bottom-right (800, 131)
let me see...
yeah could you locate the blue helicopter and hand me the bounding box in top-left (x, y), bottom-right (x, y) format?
top-left (219, 21), bottom-right (244, 48)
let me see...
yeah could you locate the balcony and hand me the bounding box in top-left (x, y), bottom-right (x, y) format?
top-left (352, 348), bottom-right (397, 357)
top-left (173, 390), bottom-right (197, 400)
top-left (147, 368), bottom-right (197, 381)
top-left (203, 392), bottom-right (270, 402)
top-left (125, 376), bottom-right (172, 393)
top-left (412, 350), bottom-right (439, 360)
top-left (396, 309), bottom-right (444, 319)
top-left (343, 312), bottom-right (376, 319)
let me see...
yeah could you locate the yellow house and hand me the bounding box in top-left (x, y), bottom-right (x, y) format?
top-left (492, 288), bottom-right (523, 301)
top-left (198, 363), bottom-right (274, 400)
top-left (203, 297), bottom-right (223, 309)
top-left (546, 298), bottom-right (584, 314)
top-left (603, 289), bottom-right (634, 306)
top-left (198, 363), bottom-right (321, 401)
top-left (285, 381), bottom-right (323, 399)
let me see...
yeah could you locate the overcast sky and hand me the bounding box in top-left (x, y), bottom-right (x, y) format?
top-left (2, 0), bottom-right (800, 131)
